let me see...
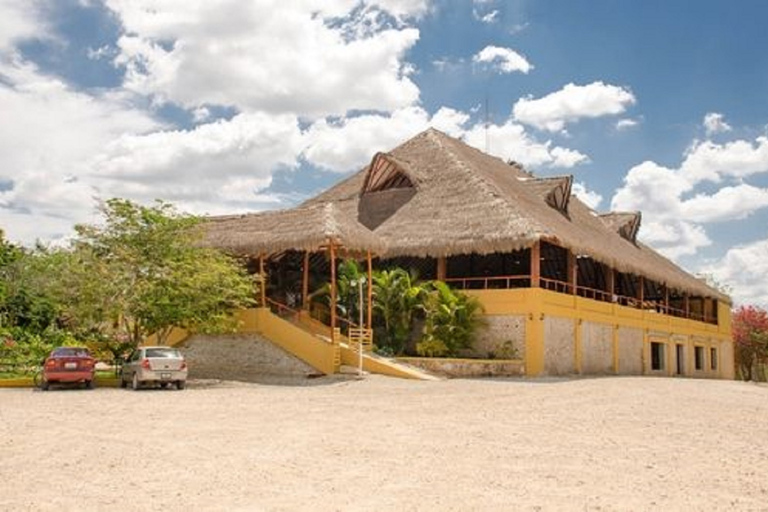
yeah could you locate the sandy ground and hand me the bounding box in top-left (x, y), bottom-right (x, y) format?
top-left (1, 376), bottom-right (767, 512)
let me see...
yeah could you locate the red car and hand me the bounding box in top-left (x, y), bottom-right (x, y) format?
top-left (41, 347), bottom-right (96, 390)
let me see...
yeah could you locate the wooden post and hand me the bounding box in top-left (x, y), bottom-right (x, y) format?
top-left (530, 241), bottom-right (541, 288)
top-left (638, 275), bottom-right (644, 305)
top-left (436, 256), bottom-right (447, 281)
top-left (606, 267), bottom-right (615, 300)
top-left (664, 285), bottom-right (670, 314)
top-left (302, 251), bottom-right (310, 310)
top-left (329, 242), bottom-right (337, 344)
top-left (367, 250), bottom-right (373, 330)
top-left (259, 254), bottom-right (266, 307)
top-left (567, 251), bottom-right (577, 294)
top-left (684, 293), bottom-right (690, 319)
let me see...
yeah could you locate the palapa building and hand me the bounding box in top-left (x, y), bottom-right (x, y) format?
top-left (206, 128), bottom-right (734, 379)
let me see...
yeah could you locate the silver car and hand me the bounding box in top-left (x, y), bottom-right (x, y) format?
top-left (121, 346), bottom-right (188, 390)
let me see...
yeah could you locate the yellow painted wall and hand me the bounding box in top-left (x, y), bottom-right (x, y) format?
top-left (468, 288), bottom-right (734, 379)
top-left (243, 308), bottom-right (338, 375)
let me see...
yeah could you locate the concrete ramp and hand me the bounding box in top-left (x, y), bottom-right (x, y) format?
top-left (340, 344), bottom-right (441, 381)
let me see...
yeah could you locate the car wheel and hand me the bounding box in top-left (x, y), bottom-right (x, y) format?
top-left (177, 380), bottom-right (186, 390)
top-left (85, 380), bottom-right (94, 389)
top-left (120, 376), bottom-right (127, 388)
top-left (131, 373), bottom-right (141, 391)
top-left (160, 382), bottom-right (169, 389)
top-left (41, 379), bottom-right (50, 391)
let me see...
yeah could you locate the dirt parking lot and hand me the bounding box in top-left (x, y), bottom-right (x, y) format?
top-left (1, 376), bottom-right (767, 511)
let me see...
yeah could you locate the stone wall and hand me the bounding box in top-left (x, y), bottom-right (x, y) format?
top-left (581, 321), bottom-right (614, 374)
top-left (467, 315), bottom-right (526, 360)
top-left (179, 334), bottom-right (316, 381)
top-left (617, 327), bottom-right (643, 375)
top-left (397, 357), bottom-right (524, 378)
top-left (544, 317), bottom-right (575, 375)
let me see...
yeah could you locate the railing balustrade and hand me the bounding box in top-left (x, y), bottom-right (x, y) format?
top-left (442, 275), bottom-right (717, 325)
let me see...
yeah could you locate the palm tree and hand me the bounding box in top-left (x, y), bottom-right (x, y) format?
top-left (372, 268), bottom-right (425, 354)
top-left (418, 281), bottom-right (485, 357)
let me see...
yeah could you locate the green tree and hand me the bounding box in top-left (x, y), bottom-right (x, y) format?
top-left (0, 234), bottom-right (58, 332)
top-left (53, 199), bottom-right (256, 348)
top-left (372, 268), bottom-right (425, 354)
top-left (417, 281), bottom-right (485, 357)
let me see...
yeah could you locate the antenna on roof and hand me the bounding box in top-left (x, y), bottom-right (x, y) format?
top-left (484, 94), bottom-right (490, 154)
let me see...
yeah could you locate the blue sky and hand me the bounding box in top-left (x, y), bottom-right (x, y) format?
top-left (2, 0), bottom-right (768, 304)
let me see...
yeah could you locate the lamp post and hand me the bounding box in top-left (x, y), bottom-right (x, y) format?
top-left (351, 276), bottom-right (366, 377)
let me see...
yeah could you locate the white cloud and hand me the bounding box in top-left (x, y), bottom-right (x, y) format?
top-left (369, 0), bottom-right (431, 18)
top-left (473, 9), bottom-right (499, 23)
top-left (513, 81), bottom-right (636, 132)
top-left (462, 120), bottom-right (588, 169)
top-left (550, 146), bottom-right (590, 168)
top-left (90, 112), bottom-right (303, 211)
top-left (303, 106), bottom-right (467, 172)
top-left (572, 182), bottom-right (602, 210)
top-left (108, 0), bottom-right (421, 118)
top-left (0, 0), bottom-right (43, 51)
top-left (679, 184), bottom-right (768, 223)
top-left (680, 137), bottom-right (768, 184)
top-left (611, 135), bottom-right (768, 260)
top-left (303, 107), bottom-right (588, 173)
top-left (0, 69), bottom-right (161, 244)
top-left (615, 118), bottom-right (639, 131)
top-left (641, 219), bottom-right (711, 259)
top-left (703, 112), bottom-right (732, 136)
top-left (473, 45), bottom-right (532, 74)
top-left (701, 237), bottom-right (768, 306)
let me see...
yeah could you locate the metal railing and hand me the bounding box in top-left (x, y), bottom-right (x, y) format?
top-left (443, 275), bottom-right (718, 325)
top-left (445, 274), bottom-right (531, 290)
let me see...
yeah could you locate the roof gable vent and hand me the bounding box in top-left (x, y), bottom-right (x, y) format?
top-left (361, 152), bottom-right (415, 195)
top-left (544, 175), bottom-right (573, 213)
top-left (599, 212), bottom-right (642, 244)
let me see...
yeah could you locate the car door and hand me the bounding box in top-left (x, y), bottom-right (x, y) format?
top-left (124, 350), bottom-right (141, 381)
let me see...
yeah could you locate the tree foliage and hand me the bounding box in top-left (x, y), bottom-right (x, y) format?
top-left (0, 232), bottom-right (57, 333)
top-left (417, 281), bottom-right (485, 357)
top-left (58, 198), bottom-right (256, 348)
top-left (372, 267), bottom-right (426, 354)
top-left (732, 305), bottom-right (768, 381)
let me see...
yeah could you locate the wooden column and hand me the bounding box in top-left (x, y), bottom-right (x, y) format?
top-left (259, 254), bottom-right (266, 307)
top-left (436, 256), bottom-right (447, 281)
top-left (366, 251), bottom-right (373, 330)
top-left (567, 251), bottom-right (577, 294)
top-left (329, 243), bottom-right (337, 343)
top-left (606, 267), bottom-right (615, 300)
top-left (302, 251), bottom-right (310, 310)
top-left (684, 293), bottom-right (690, 318)
top-left (638, 275), bottom-right (644, 305)
top-left (530, 241), bottom-right (541, 288)
top-left (663, 285), bottom-right (670, 313)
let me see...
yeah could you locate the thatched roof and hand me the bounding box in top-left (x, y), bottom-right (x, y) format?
top-left (205, 128), bottom-right (726, 301)
top-left (204, 200), bottom-right (384, 255)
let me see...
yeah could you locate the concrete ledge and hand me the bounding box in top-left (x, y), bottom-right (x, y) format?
top-left (0, 377), bottom-right (121, 388)
top-left (396, 357), bottom-right (525, 378)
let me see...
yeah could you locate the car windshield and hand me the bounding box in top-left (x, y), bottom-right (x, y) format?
top-left (145, 348), bottom-right (182, 358)
top-left (51, 347), bottom-right (90, 358)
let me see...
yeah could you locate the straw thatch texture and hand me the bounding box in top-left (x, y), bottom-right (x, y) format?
top-left (203, 200), bottom-right (384, 254)
top-left (206, 128), bottom-right (726, 302)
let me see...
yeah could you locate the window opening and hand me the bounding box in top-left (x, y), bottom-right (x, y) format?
top-left (651, 342), bottom-right (665, 371)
